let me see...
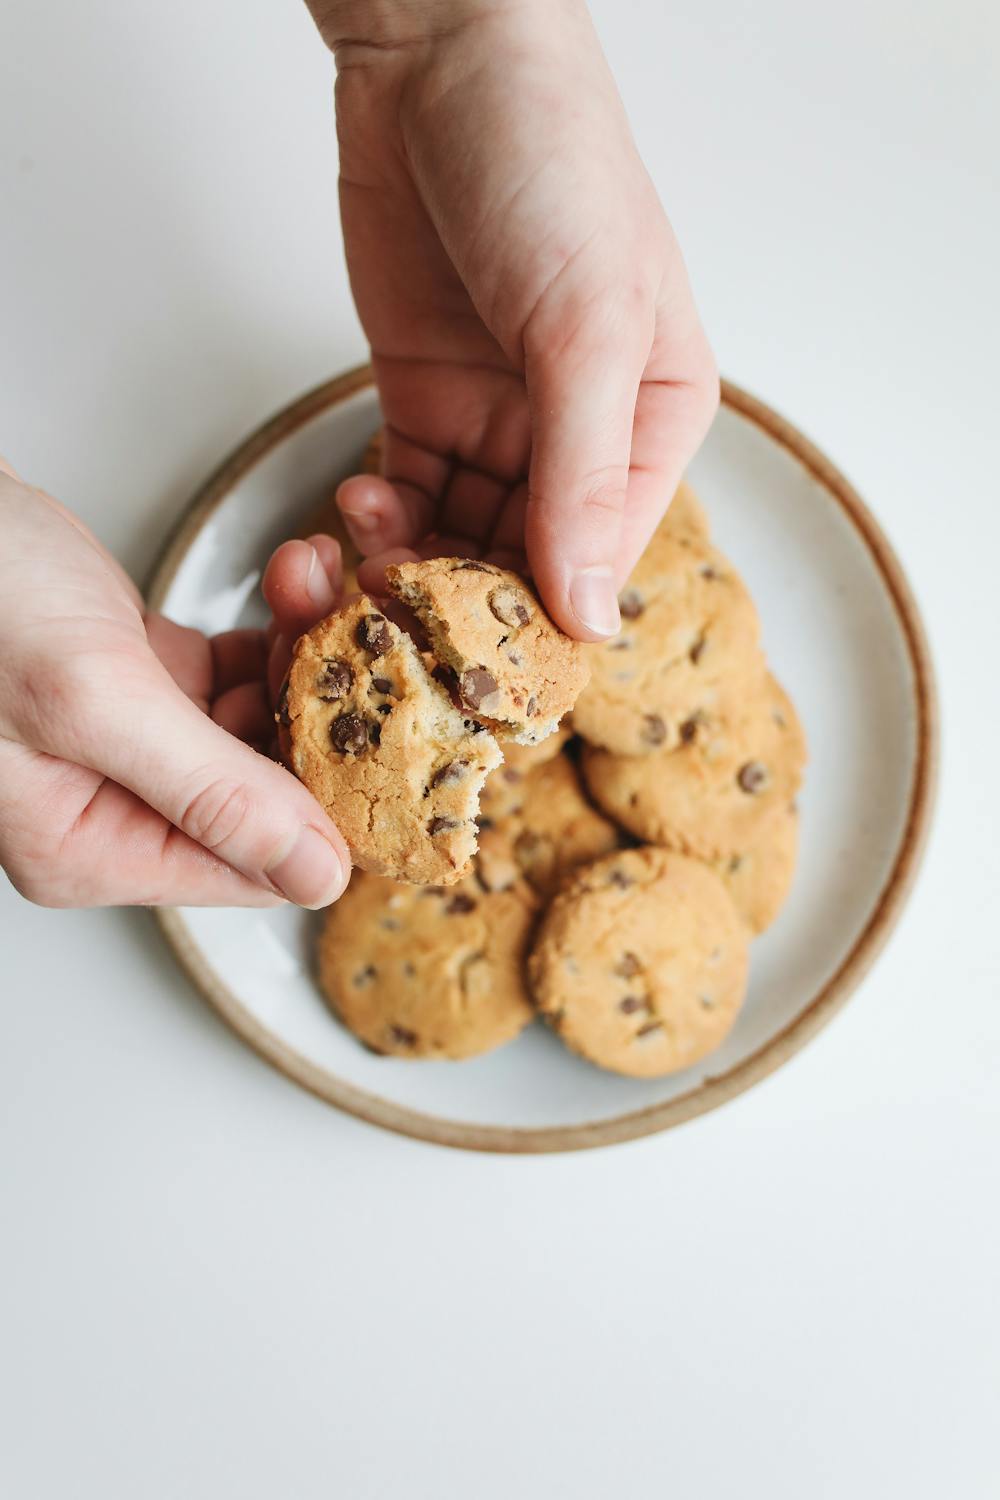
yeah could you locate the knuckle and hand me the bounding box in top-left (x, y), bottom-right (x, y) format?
top-left (179, 777), bottom-right (255, 852)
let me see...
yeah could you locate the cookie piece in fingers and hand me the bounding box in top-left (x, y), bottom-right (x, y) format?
top-left (581, 670), bottom-right (806, 862)
top-left (528, 847), bottom-right (749, 1078)
top-left (385, 558), bottom-right (590, 744)
top-left (318, 865), bottom-right (538, 1059)
top-left (478, 753), bottom-right (621, 899)
top-left (282, 597), bottom-right (501, 885)
top-left (573, 531), bottom-right (761, 757)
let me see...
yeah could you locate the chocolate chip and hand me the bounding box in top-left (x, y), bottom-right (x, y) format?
top-left (488, 586), bottom-right (533, 629)
top-left (377, 702), bottom-right (392, 715)
top-left (353, 964), bottom-right (376, 986)
top-left (276, 678), bottom-right (291, 727)
top-left (446, 893), bottom-right (477, 914)
top-left (526, 696), bottom-right (537, 717)
top-left (356, 613), bottom-right (392, 656)
top-left (728, 854), bottom-right (743, 873)
top-left (371, 676), bottom-right (393, 694)
top-left (609, 639), bottom-right (632, 652)
top-left (737, 760), bottom-right (769, 794)
top-left (317, 658), bottom-right (353, 700)
top-left (431, 759), bottom-right (468, 788)
top-left (368, 719), bottom-right (382, 746)
top-left (330, 713), bottom-right (370, 754)
top-left (636, 1019), bottom-right (664, 1039)
top-left (615, 952), bottom-right (642, 978)
top-left (679, 713), bottom-right (704, 744)
top-left (689, 634), bottom-right (707, 665)
top-left (476, 815), bottom-right (495, 829)
top-left (390, 1024), bottom-right (418, 1047)
top-left (618, 588), bottom-right (644, 619)
top-left (642, 714), bottom-right (667, 746)
top-left (619, 995), bottom-right (646, 1014)
top-left (428, 816), bottom-right (461, 835)
top-left (700, 564), bottom-right (721, 580)
top-left (460, 667), bottom-right (500, 710)
top-left (464, 719), bottom-right (487, 734)
top-left (609, 869), bottom-right (632, 889)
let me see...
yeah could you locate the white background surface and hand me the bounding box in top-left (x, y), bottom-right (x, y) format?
top-left (1, 1), bottom-right (997, 1495)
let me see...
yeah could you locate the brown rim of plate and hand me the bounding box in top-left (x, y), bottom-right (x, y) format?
top-left (146, 366), bottom-right (939, 1154)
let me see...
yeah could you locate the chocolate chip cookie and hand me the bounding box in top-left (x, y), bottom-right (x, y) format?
top-left (478, 752), bottom-right (621, 898)
top-left (714, 801), bottom-right (799, 934)
top-left (282, 596), bottom-right (501, 885)
top-left (386, 558), bottom-right (590, 743)
top-left (580, 670), bottom-right (806, 861)
top-left (528, 846), bottom-right (749, 1077)
top-left (662, 479), bottom-right (710, 542)
top-left (318, 863), bottom-right (538, 1059)
top-left (573, 530), bottom-right (761, 757)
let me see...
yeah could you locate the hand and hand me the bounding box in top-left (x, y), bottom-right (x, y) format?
top-left (306, 0), bottom-right (718, 639)
top-left (0, 461), bottom-right (350, 909)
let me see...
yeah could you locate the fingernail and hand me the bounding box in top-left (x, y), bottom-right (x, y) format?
top-left (266, 826), bottom-right (348, 908)
top-left (340, 505), bottom-right (381, 537)
top-left (305, 547), bottom-right (336, 611)
top-left (569, 566), bottom-right (621, 637)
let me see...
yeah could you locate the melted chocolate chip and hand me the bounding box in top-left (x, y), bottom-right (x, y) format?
top-left (431, 759), bottom-right (467, 788)
top-left (353, 964), bottom-right (376, 986)
top-left (446, 893), bottom-right (477, 914)
top-left (609, 869), bottom-right (632, 889)
top-left (368, 719), bottom-right (382, 746)
top-left (390, 1024), bottom-right (418, 1047)
top-left (428, 816), bottom-right (461, 835)
top-left (689, 634), bottom-right (707, 665)
top-left (737, 760), bottom-right (769, 794)
top-left (371, 676), bottom-right (393, 694)
top-left (618, 589), bottom-right (644, 619)
top-left (377, 702), bottom-right (392, 715)
top-left (276, 678), bottom-right (291, 727)
top-left (679, 714), bottom-right (703, 745)
top-left (619, 996), bottom-right (646, 1015)
top-left (460, 667), bottom-right (500, 710)
top-left (488, 587), bottom-right (532, 629)
top-left (356, 613), bottom-right (392, 656)
top-left (317, 658), bottom-right (353, 700)
top-left (642, 714), bottom-right (667, 746)
top-left (330, 713), bottom-right (370, 755)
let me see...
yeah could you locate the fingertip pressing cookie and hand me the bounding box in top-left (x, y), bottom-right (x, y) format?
top-left (528, 846), bottom-right (749, 1078)
top-left (318, 864), bottom-right (538, 1059)
top-left (386, 557), bottom-right (590, 744)
top-left (573, 532), bottom-right (761, 757)
top-left (282, 596), bottom-right (501, 885)
top-left (478, 753), bottom-right (621, 899)
top-left (580, 670), bottom-right (807, 861)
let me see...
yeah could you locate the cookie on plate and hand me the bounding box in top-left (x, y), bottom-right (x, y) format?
top-left (386, 557), bottom-right (590, 743)
top-left (478, 753), bottom-right (621, 898)
top-left (528, 847), bottom-right (749, 1078)
top-left (318, 864), bottom-right (538, 1059)
top-left (713, 801), bottom-right (799, 934)
top-left (573, 531), bottom-right (761, 757)
top-left (580, 670), bottom-right (806, 861)
top-left (661, 479), bottom-right (710, 542)
top-left (281, 596), bottom-right (501, 885)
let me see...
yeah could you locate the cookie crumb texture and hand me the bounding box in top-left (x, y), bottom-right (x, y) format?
top-left (319, 868), bottom-right (537, 1059)
top-left (284, 597), bottom-right (501, 885)
top-left (528, 847), bottom-right (749, 1078)
top-left (386, 558), bottom-right (590, 743)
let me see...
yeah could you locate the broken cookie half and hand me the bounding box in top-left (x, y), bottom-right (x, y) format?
top-left (280, 597), bottom-right (502, 886)
top-left (385, 558), bottom-right (590, 744)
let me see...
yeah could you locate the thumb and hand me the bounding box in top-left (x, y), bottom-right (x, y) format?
top-left (523, 310), bottom-right (649, 641)
top-left (35, 654), bottom-right (352, 909)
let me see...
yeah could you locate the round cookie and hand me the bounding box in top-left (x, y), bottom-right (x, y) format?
top-left (528, 847), bottom-right (749, 1078)
top-left (386, 557), bottom-right (590, 744)
top-left (581, 670), bottom-right (806, 861)
top-left (573, 531), bottom-right (761, 757)
top-left (282, 596), bottom-right (501, 885)
top-left (319, 865), bottom-right (537, 1060)
top-left (478, 753), bottom-right (621, 898)
top-left (714, 802), bottom-right (799, 934)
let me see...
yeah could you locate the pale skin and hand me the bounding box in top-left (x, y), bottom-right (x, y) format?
top-left (0, 0), bottom-right (717, 910)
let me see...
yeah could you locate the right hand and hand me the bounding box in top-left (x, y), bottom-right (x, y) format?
top-left (0, 461), bottom-right (350, 909)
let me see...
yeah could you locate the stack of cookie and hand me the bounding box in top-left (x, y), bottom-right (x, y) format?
top-left (306, 450), bottom-right (805, 1078)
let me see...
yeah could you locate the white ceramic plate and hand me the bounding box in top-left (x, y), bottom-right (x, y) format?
top-left (148, 369), bottom-right (936, 1152)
